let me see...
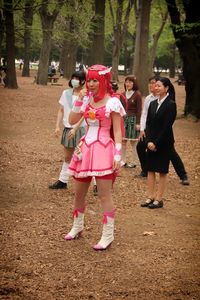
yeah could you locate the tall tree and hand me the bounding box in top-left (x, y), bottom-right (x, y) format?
top-left (36, 0), bottom-right (64, 85)
top-left (148, 8), bottom-right (168, 78)
top-left (0, 1), bottom-right (5, 61)
top-left (3, 0), bottom-right (18, 88)
top-left (59, 17), bottom-right (78, 78)
top-left (87, 0), bottom-right (105, 66)
top-left (54, 0), bottom-right (93, 77)
top-left (166, 0), bottom-right (200, 118)
top-left (108, 0), bottom-right (134, 81)
top-left (133, 0), bottom-right (152, 96)
top-left (22, 0), bottom-right (34, 77)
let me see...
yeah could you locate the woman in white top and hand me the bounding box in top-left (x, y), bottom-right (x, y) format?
top-left (49, 71), bottom-right (86, 189)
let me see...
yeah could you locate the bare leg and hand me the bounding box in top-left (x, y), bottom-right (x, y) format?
top-left (96, 178), bottom-right (114, 212)
top-left (74, 180), bottom-right (91, 209)
top-left (64, 147), bottom-right (74, 163)
top-left (122, 140), bottom-right (127, 164)
top-left (147, 171), bottom-right (156, 199)
top-left (130, 140), bottom-right (137, 166)
top-left (155, 173), bottom-right (167, 201)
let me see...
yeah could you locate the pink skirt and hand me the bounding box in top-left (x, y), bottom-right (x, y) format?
top-left (68, 139), bottom-right (115, 178)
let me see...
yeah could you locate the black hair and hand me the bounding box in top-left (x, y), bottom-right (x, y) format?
top-left (157, 77), bottom-right (176, 101)
top-left (148, 75), bottom-right (160, 82)
top-left (68, 70), bottom-right (86, 88)
top-left (124, 75), bottom-right (139, 91)
top-left (111, 81), bottom-right (119, 92)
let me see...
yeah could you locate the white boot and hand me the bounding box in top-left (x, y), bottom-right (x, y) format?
top-left (93, 210), bottom-right (116, 250)
top-left (64, 208), bottom-right (84, 240)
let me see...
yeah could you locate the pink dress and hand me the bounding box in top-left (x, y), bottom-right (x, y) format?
top-left (68, 97), bottom-right (126, 178)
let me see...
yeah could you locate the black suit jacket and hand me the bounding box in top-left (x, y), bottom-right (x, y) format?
top-left (145, 96), bottom-right (177, 150)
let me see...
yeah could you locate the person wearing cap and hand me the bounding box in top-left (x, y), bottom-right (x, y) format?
top-left (64, 65), bottom-right (126, 251)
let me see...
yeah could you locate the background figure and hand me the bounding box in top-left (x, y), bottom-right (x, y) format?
top-left (49, 71), bottom-right (86, 189)
top-left (64, 65), bottom-right (126, 251)
top-left (141, 77), bottom-right (177, 209)
top-left (137, 76), bottom-right (189, 185)
top-left (121, 75), bottom-right (142, 168)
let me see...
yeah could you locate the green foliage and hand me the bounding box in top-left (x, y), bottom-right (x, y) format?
top-left (150, 0), bottom-right (174, 57)
top-left (53, 0), bottom-right (94, 49)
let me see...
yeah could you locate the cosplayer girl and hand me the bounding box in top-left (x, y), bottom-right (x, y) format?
top-left (64, 65), bottom-right (126, 250)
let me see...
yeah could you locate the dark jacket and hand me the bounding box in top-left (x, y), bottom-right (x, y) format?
top-left (145, 96), bottom-right (177, 150)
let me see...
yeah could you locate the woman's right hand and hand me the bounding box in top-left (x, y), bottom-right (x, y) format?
top-left (79, 88), bottom-right (87, 99)
top-left (139, 130), bottom-right (146, 140)
top-left (54, 127), bottom-right (60, 138)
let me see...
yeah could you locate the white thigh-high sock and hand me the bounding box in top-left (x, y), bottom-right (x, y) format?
top-left (59, 162), bottom-right (69, 183)
top-left (122, 144), bottom-right (127, 163)
top-left (131, 142), bottom-right (137, 163)
top-left (92, 176), bottom-right (96, 186)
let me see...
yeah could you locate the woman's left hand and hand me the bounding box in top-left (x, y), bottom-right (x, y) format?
top-left (147, 142), bottom-right (156, 151)
top-left (136, 124), bottom-right (140, 131)
top-left (113, 160), bottom-right (121, 171)
top-left (68, 128), bottom-right (76, 140)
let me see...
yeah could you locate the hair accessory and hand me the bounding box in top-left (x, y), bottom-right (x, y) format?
top-left (83, 65), bottom-right (88, 75)
top-left (98, 67), bottom-right (112, 75)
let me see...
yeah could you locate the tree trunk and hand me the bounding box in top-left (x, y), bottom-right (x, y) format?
top-left (22, 0), bottom-right (34, 77)
top-left (169, 43), bottom-right (176, 78)
top-left (37, 0), bottom-right (64, 85)
top-left (36, 23), bottom-right (53, 85)
top-left (148, 11), bottom-right (168, 78)
top-left (0, 8), bottom-right (5, 61)
top-left (3, 0), bottom-right (18, 89)
top-left (109, 0), bottom-right (134, 81)
top-left (166, 0), bottom-right (200, 118)
top-left (133, 0), bottom-right (152, 96)
top-left (112, 26), bottom-right (120, 81)
top-left (87, 0), bottom-right (105, 66)
top-left (60, 41), bottom-right (77, 79)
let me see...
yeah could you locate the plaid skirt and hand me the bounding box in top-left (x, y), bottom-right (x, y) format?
top-left (61, 127), bottom-right (85, 148)
top-left (124, 115), bottom-right (139, 140)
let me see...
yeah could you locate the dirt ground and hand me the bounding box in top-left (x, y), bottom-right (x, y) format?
top-left (0, 71), bottom-right (200, 300)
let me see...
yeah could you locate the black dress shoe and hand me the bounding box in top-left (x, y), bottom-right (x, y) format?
top-left (141, 198), bottom-right (154, 207)
top-left (93, 185), bottom-right (98, 196)
top-left (49, 180), bottom-right (67, 189)
top-left (148, 200), bottom-right (164, 209)
top-left (180, 176), bottom-right (190, 186)
top-left (138, 171), bottom-right (147, 178)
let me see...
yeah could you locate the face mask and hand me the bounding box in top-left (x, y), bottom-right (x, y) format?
top-left (71, 79), bottom-right (80, 88)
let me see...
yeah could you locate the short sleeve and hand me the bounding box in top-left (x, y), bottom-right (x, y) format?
top-left (80, 95), bottom-right (91, 112)
top-left (105, 97), bottom-right (126, 117)
top-left (58, 90), bottom-right (65, 106)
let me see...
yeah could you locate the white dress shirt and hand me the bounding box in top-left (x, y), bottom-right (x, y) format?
top-left (140, 93), bottom-right (158, 131)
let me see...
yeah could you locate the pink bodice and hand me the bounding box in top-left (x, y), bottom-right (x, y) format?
top-left (83, 104), bottom-right (112, 146)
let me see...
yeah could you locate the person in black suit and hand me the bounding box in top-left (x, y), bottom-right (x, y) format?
top-left (137, 76), bottom-right (189, 186)
top-left (141, 77), bottom-right (177, 209)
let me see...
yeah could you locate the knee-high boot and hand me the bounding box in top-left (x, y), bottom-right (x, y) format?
top-left (93, 209), bottom-right (116, 251)
top-left (64, 207), bottom-right (85, 240)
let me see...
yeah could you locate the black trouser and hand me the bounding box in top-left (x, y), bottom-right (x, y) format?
top-left (136, 139), bottom-right (147, 174)
top-left (136, 139), bottom-right (187, 179)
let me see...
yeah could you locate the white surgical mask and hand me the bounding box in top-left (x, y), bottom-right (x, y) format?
top-left (71, 79), bottom-right (80, 88)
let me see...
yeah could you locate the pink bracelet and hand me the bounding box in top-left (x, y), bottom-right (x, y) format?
top-left (72, 99), bottom-right (83, 112)
top-left (114, 143), bottom-right (122, 162)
